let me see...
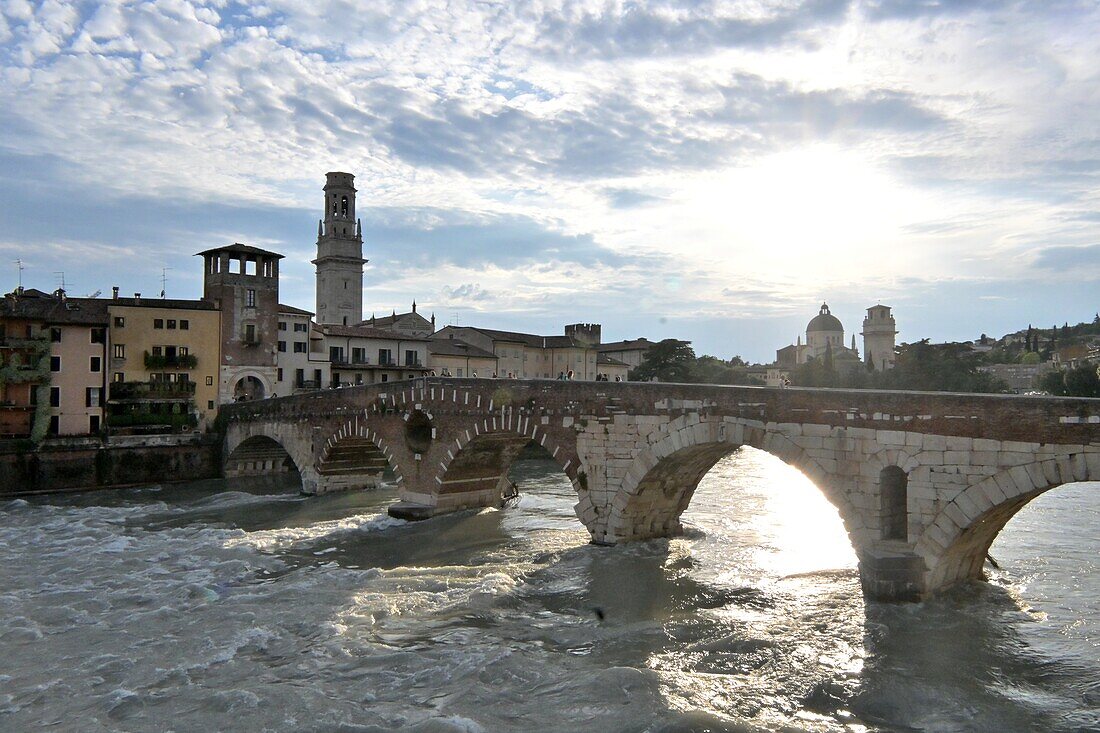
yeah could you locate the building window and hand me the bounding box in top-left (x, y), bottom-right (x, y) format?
top-left (86, 387), bottom-right (101, 408)
top-left (181, 320), bottom-right (190, 330)
top-left (405, 349), bottom-right (417, 366)
top-left (278, 321), bottom-right (287, 331)
top-left (294, 342), bottom-right (307, 353)
top-left (247, 289), bottom-right (256, 308)
top-left (50, 327), bottom-right (62, 343)
top-left (294, 323), bottom-right (308, 332)
top-left (113, 372), bottom-right (124, 383)
top-left (154, 319), bottom-right (164, 329)
top-left (378, 348), bottom-right (392, 365)
top-left (49, 387), bottom-right (60, 407)
top-left (380, 374), bottom-right (388, 382)
top-left (278, 341), bottom-right (287, 352)
top-left (329, 346), bottom-right (344, 363)
top-left (167, 319), bottom-right (177, 329)
top-left (352, 347), bottom-right (366, 363)
top-left (89, 415), bottom-right (100, 433)
top-left (245, 324), bottom-right (256, 343)
top-left (90, 328), bottom-right (106, 344)
top-left (152, 346), bottom-right (163, 356)
top-left (113, 344), bottom-right (125, 358)
top-left (206, 376), bottom-right (213, 386)
top-left (114, 316), bottom-right (125, 328)
top-left (179, 346), bottom-right (188, 357)
top-left (208, 400), bottom-right (215, 410)
top-left (50, 356), bottom-right (61, 372)
top-left (48, 415), bottom-right (59, 435)
top-left (90, 356), bottom-right (101, 372)
top-left (277, 368), bottom-right (283, 381)
top-left (295, 369), bottom-right (304, 387)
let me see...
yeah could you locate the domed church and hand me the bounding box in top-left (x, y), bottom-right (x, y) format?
top-left (775, 302), bottom-right (896, 370)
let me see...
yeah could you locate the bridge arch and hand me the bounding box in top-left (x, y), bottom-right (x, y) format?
top-left (917, 453), bottom-right (1100, 593)
top-left (431, 414), bottom-right (581, 516)
top-left (316, 416), bottom-right (403, 493)
top-left (600, 417), bottom-right (860, 547)
top-left (225, 433), bottom-right (309, 482)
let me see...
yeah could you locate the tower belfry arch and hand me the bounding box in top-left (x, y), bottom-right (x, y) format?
top-left (313, 171), bottom-right (367, 326)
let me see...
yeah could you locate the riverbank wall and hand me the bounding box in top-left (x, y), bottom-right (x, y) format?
top-left (0, 434), bottom-right (221, 496)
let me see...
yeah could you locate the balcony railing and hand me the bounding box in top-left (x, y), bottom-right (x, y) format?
top-left (110, 380), bottom-right (197, 400)
top-left (143, 352), bottom-right (198, 369)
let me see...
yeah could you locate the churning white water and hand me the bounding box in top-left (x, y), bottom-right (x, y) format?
top-left (1, 447), bottom-right (1097, 732)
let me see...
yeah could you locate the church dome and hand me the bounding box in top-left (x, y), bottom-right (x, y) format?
top-left (807, 303), bottom-right (843, 333)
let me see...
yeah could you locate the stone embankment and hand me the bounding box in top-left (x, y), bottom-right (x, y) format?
top-left (0, 433), bottom-right (221, 496)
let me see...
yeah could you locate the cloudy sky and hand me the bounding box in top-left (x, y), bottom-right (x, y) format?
top-left (1, 0), bottom-right (1098, 361)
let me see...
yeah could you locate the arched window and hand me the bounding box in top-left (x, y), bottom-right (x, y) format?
top-left (880, 466), bottom-right (908, 541)
top-left (341, 195), bottom-right (349, 216)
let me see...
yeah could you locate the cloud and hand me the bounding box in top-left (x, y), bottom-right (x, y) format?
top-left (1031, 244), bottom-right (1100, 274)
top-left (440, 283), bottom-right (490, 304)
top-left (363, 207), bottom-right (635, 269)
top-left (528, 0), bottom-right (852, 59)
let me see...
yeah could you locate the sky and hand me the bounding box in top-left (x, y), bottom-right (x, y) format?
top-left (0, 0), bottom-right (1098, 362)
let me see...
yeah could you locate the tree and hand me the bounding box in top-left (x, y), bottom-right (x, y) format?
top-left (879, 340), bottom-right (1009, 393)
top-left (1040, 364), bottom-right (1100, 398)
top-left (629, 339), bottom-right (696, 383)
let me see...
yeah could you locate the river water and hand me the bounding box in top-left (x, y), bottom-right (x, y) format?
top-left (1, 447), bottom-right (1097, 732)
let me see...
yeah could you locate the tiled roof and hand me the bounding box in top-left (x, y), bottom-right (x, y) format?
top-left (108, 297), bottom-right (218, 311)
top-left (360, 311), bottom-right (433, 328)
top-left (428, 338), bottom-right (498, 359)
top-left (195, 242), bottom-right (284, 259)
top-left (1, 290), bottom-right (109, 325)
top-left (463, 327), bottom-right (589, 349)
top-left (597, 338), bottom-right (653, 352)
top-left (320, 323), bottom-right (429, 341)
top-left (278, 303), bottom-right (314, 316)
top-left (597, 353), bottom-right (629, 366)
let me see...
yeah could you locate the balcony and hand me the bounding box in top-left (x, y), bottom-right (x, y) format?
top-left (110, 380), bottom-right (197, 400)
top-left (144, 352), bottom-right (198, 369)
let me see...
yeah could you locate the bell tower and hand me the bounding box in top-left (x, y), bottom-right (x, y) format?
top-left (313, 171), bottom-right (367, 325)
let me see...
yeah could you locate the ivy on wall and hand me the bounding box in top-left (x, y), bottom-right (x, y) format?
top-left (0, 334), bottom-right (52, 444)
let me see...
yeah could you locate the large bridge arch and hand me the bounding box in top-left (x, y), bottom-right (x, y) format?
top-left (315, 416), bottom-right (404, 493)
top-left (225, 430), bottom-right (314, 489)
top-left (599, 417), bottom-right (861, 547)
top-left (918, 453), bottom-right (1100, 592)
top-left (425, 412), bottom-right (583, 517)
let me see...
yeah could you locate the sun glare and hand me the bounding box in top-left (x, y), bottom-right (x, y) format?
top-left (674, 146), bottom-right (929, 282)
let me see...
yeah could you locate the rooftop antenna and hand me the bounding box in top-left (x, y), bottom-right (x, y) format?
top-left (53, 271), bottom-right (66, 292)
top-left (160, 267), bottom-right (172, 298)
top-left (449, 311), bottom-right (460, 326)
top-left (14, 259), bottom-right (23, 289)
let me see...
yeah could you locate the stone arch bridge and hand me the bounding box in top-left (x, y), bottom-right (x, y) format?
top-left (220, 378), bottom-right (1100, 602)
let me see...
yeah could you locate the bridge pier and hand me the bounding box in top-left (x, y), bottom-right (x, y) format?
top-left (858, 545), bottom-right (927, 602)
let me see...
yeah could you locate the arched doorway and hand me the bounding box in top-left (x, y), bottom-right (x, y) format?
top-left (234, 375), bottom-right (266, 401)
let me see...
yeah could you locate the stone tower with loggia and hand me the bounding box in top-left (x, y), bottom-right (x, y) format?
top-left (862, 305), bottom-right (897, 371)
top-left (313, 172), bottom-right (366, 326)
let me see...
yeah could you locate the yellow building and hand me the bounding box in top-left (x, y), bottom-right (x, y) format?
top-left (105, 297), bottom-right (221, 431)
